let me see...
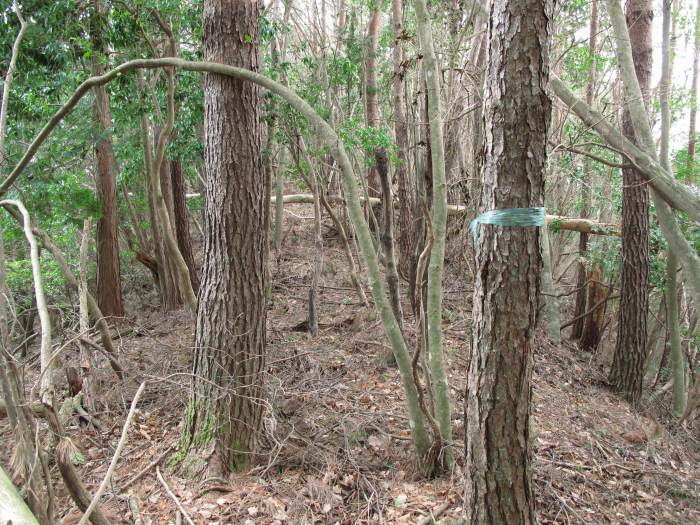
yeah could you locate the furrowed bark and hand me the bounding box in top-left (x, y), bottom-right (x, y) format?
top-left (465, 0), bottom-right (552, 521)
top-left (609, 0), bottom-right (652, 405)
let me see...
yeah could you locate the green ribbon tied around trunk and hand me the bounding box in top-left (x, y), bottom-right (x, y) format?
top-left (470, 207), bottom-right (546, 243)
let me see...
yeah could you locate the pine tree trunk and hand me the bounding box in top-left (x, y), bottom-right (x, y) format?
top-left (609, 0), bottom-right (652, 405)
top-left (171, 159), bottom-right (200, 293)
top-left (184, 0), bottom-right (267, 476)
top-left (465, 0), bottom-right (552, 521)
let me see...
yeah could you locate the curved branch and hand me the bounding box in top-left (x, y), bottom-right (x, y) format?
top-left (0, 199), bottom-right (53, 404)
top-left (0, 2), bottom-right (28, 166)
top-left (0, 56), bottom-right (432, 461)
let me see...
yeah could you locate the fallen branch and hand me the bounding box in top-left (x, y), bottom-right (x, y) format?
top-left (416, 500), bottom-right (452, 525)
top-left (560, 294), bottom-right (620, 331)
top-left (77, 382), bottom-right (146, 525)
top-left (267, 194), bottom-right (620, 236)
top-left (156, 467), bottom-right (195, 525)
top-left (119, 445), bottom-right (174, 491)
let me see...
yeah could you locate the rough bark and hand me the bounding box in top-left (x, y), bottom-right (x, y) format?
top-left (609, 0), bottom-right (652, 405)
top-left (171, 159), bottom-right (200, 293)
top-left (185, 0), bottom-right (267, 476)
top-left (465, 0), bottom-right (552, 521)
top-left (90, 0), bottom-right (124, 319)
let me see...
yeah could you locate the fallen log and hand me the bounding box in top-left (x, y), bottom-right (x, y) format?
top-left (221, 193), bottom-right (619, 236)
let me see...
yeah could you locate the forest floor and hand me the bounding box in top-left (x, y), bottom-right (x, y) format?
top-left (2, 203), bottom-right (699, 524)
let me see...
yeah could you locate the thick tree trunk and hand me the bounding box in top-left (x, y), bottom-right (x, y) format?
top-left (171, 159), bottom-right (200, 293)
top-left (465, 0), bottom-right (552, 522)
top-left (609, 0), bottom-right (652, 405)
top-left (90, 0), bottom-right (124, 319)
top-left (185, 0), bottom-right (267, 476)
top-left (572, 0), bottom-right (598, 340)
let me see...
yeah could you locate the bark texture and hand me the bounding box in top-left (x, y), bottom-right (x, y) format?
top-left (90, 0), bottom-right (124, 319)
top-left (185, 0), bottom-right (267, 475)
top-left (171, 159), bottom-right (200, 293)
top-left (465, 0), bottom-right (552, 522)
top-left (609, 0), bottom-right (652, 405)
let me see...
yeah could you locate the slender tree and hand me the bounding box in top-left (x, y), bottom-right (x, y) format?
top-left (609, 0), bottom-right (652, 404)
top-left (184, 0), bottom-right (267, 475)
top-left (170, 159), bottom-right (200, 293)
top-left (89, 0), bottom-right (124, 319)
top-left (688, 0), bottom-right (700, 168)
top-left (391, 0), bottom-right (413, 274)
top-left (571, 0), bottom-right (598, 340)
top-left (465, 0), bottom-right (552, 521)
top-left (659, 0), bottom-right (685, 417)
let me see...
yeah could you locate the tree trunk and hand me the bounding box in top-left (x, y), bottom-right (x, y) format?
top-left (659, 0), bottom-right (685, 417)
top-left (391, 0), bottom-right (413, 275)
top-left (572, 0), bottom-right (598, 340)
top-left (171, 159), bottom-right (200, 293)
top-left (365, 4), bottom-right (381, 198)
top-left (184, 0), bottom-right (267, 476)
top-left (90, 0), bottom-right (124, 319)
top-left (580, 262), bottom-right (607, 351)
top-left (465, 0), bottom-right (552, 522)
top-left (688, 0), bottom-right (700, 167)
top-left (0, 465), bottom-right (40, 525)
top-left (609, 0), bottom-right (652, 405)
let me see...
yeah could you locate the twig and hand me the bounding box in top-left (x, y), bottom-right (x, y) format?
top-left (416, 500), bottom-right (451, 525)
top-left (120, 445), bottom-right (174, 491)
top-left (156, 467), bottom-right (195, 525)
top-left (78, 382), bottom-right (147, 525)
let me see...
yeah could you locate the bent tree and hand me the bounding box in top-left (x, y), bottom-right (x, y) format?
top-left (465, 0), bottom-right (552, 522)
top-left (183, 0), bottom-right (267, 475)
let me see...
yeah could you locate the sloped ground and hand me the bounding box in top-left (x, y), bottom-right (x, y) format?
top-left (2, 203), bottom-right (698, 524)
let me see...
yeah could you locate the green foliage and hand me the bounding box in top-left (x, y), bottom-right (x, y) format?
top-left (337, 117), bottom-right (399, 164)
top-left (5, 257), bottom-right (67, 307)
